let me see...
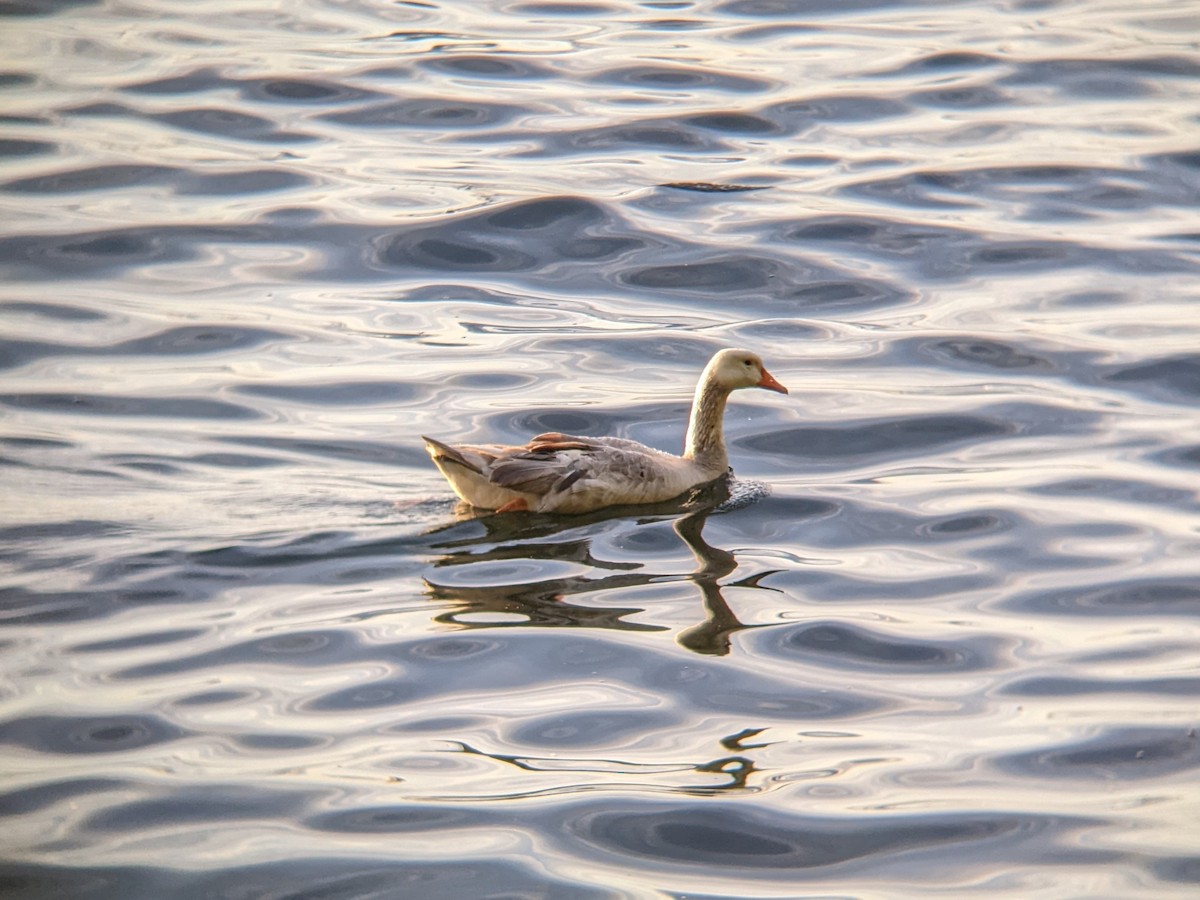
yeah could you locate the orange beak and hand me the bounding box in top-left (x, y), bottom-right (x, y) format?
top-left (758, 367), bottom-right (788, 394)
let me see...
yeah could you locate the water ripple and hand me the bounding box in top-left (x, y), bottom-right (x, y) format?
top-left (3, 0), bottom-right (1200, 894)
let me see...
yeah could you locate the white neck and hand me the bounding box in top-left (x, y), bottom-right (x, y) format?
top-left (683, 372), bottom-right (731, 474)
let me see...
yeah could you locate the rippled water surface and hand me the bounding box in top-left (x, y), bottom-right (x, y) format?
top-left (3, 0), bottom-right (1200, 896)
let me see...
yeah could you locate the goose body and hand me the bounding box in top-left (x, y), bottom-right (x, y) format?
top-left (423, 348), bottom-right (788, 515)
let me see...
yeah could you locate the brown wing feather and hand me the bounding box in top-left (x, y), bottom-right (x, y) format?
top-left (526, 432), bottom-right (599, 453)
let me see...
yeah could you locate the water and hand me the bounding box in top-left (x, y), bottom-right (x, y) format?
top-left (2, 0), bottom-right (1199, 896)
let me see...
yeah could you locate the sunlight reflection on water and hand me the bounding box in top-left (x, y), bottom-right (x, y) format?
top-left (2, 0), bottom-right (1200, 896)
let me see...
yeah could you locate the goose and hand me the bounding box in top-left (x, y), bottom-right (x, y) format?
top-left (422, 348), bottom-right (788, 514)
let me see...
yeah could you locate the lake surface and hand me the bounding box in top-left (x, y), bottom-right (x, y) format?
top-left (2, 0), bottom-right (1199, 896)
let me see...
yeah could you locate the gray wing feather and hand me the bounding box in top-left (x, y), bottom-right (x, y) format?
top-left (486, 435), bottom-right (674, 499)
top-left (488, 454), bottom-right (572, 495)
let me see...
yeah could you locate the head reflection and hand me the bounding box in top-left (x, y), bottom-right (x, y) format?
top-left (422, 478), bottom-right (780, 655)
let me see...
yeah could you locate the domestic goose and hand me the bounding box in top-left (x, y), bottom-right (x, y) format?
top-left (422, 348), bottom-right (788, 514)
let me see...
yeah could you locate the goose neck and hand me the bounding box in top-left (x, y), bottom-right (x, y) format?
top-left (684, 376), bottom-right (731, 472)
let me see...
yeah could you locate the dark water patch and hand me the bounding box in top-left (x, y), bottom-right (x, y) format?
top-left (844, 169), bottom-right (1034, 209)
top-left (685, 111), bottom-right (778, 134)
top-left (418, 55), bottom-right (553, 80)
top-left (0, 137), bottom-right (54, 157)
top-left (1154, 443), bottom-right (1200, 470)
top-left (0, 71), bottom-right (35, 87)
top-left (0, 777), bottom-right (126, 817)
top-left (223, 434), bottom-right (418, 466)
top-left (502, 407), bottom-right (632, 440)
top-left (847, 161), bottom-right (1200, 229)
top-left (0, 858), bottom-right (606, 900)
top-left (618, 251), bottom-right (906, 310)
top-left (1001, 676), bottom-right (1200, 698)
top-left (403, 715), bottom-right (483, 733)
top-left (1151, 149), bottom-right (1200, 171)
top-left (0, 518), bottom-right (127, 545)
top-left (0, 163), bottom-right (306, 195)
top-left (426, 576), bottom-right (667, 634)
top-left (662, 181), bottom-right (767, 192)
top-left (377, 195), bottom-right (644, 275)
top-left (444, 371), bottom-right (531, 392)
top-left (919, 512), bottom-right (1011, 538)
top-left (321, 97), bottom-right (522, 128)
top-left (1029, 477), bottom-right (1194, 507)
top-left (304, 678), bottom-right (419, 711)
top-left (511, 1), bottom-right (617, 14)
top-left (1153, 856), bottom-right (1200, 886)
top-left (234, 733), bottom-right (325, 750)
top-left (70, 628), bottom-right (204, 653)
top-left (188, 451), bottom-right (286, 469)
top-left (0, 714), bottom-right (186, 754)
top-left (782, 153), bottom-right (838, 166)
top-left (113, 630), bottom-right (359, 679)
top-left (83, 785), bottom-right (307, 830)
top-left (524, 118), bottom-right (721, 155)
top-left (402, 636), bottom-right (503, 661)
top-left (1104, 354), bottom-right (1200, 403)
top-left (158, 107), bottom-right (314, 142)
top-left (722, 495), bottom-right (841, 534)
top-left (488, 196), bottom-right (600, 230)
top-left (252, 77), bottom-right (377, 103)
top-left (971, 243), bottom-right (1074, 267)
top-left (911, 85), bottom-right (1010, 108)
top-left (0, 324), bottom-right (283, 381)
top-left (153, 528), bottom-right (428, 576)
top-left (118, 324), bottom-right (286, 356)
top-left (67, 101), bottom-right (315, 143)
top-left (792, 280), bottom-right (897, 309)
top-left (920, 337), bottom-right (1054, 371)
top-left (644, 660), bottom-right (876, 719)
top-left (626, 256), bottom-right (773, 292)
top-left (555, 801), bottom-right (1096, 871)
top-left (509, 709), bottom-right (674, 748)
top-left (718, 0), bottom-right (915, 18)
top-left (307, 804), bottom-right (482, 834)
top-left (766, 93), bottom-right (910, 124)
top-left (0, 392), bottom-right (259, 420)
top-left (756, 621), bottom-right (999, 672)
top-left (881, 51), bottom-right (1000, 78)
top-left (124, 67), bottom-right (383, 105)
top-left (237, 380), bottom-right (419, 407)
top-left (1072, 641), bottom-right (1195, 665)
top-left (1000, 55), bottom-right (1200, 98)
top-left (780, 213), bottom-right (989, 277)
top-left (0, 224), bottom-right (244, 278)
top-left (742, 414), bottom-right (1009, 466)
top-left (1, 300), bottom-right (106, 321)
top-left (997, 727), bottom-right (1200, 781)
top-left (533, 334), bottom-right (734, 371)
top-left (1001, 579), bottom-right (1200, 618)
top-left (121, 66), bottom-right (237, 95)
top-left (172, 689), bottom-right (257, 707)
top-left (0, 0), bottom-right (100, 13)
top-left (179, 168), bottom-right (308, 195)
top-left (593, 64), bottom-right (770, 93)
top-left (0, 586), bottom-right (194, 627)
top-left (104, 454), bottom-right (184, 475)
top-left (228, 632), bottom-right (881, 719)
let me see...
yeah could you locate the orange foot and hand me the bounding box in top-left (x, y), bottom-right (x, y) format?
top-left (495, 498), bottom-right (529, 513)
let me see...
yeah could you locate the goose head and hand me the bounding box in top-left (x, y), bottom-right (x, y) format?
top-left (706, 348), bottom-right (789, 394)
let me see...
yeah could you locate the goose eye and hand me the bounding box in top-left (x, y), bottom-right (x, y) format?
top-left (743, 359), bottom-right (752, 367)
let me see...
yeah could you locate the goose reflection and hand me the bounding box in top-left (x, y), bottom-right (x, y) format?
top-left (422, 478), bottom-right (780, 655)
